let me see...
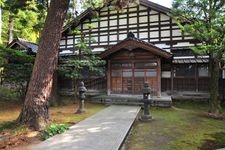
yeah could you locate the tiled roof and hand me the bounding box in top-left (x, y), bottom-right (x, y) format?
top-left (8, 38), bottom-right (38, 53)
top-left (173, 58), bottom-right (208, 64)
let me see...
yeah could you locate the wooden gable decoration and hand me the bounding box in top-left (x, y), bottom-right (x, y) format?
top-left (101, 37), bottom-right (173, 59)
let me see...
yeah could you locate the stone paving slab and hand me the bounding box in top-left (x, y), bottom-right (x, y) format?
top-left (32, 105), bottom-right (140, 150)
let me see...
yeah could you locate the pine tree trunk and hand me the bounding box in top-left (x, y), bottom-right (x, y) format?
top-left (17, 0), bottom-right (69, 130)
top-left (49, 70), bottom-right (59, 106)
top-left (209, 56), bottom-right (221, 114)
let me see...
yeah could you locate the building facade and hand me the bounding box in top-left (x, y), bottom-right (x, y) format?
top-left (59, 0), bottom-right (224, 97)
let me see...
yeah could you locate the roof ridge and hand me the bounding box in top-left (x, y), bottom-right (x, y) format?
top-left (16, 37), bottom-right (38, 45)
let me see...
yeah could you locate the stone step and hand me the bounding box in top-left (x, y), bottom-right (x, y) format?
top-left (91, 95), bottom-right (172, 107)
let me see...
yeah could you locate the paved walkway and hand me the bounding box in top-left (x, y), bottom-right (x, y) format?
top-left (32, 105), bottom-right (141, 150)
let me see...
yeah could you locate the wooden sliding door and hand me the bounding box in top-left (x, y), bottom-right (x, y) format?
top-left (111, 61), bottom-right (159, 95)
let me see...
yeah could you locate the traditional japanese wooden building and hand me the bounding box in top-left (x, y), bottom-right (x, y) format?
top-left (7, 38), bottom-right (38, 55)
top-left (59, 0), bottom-right (224, 98)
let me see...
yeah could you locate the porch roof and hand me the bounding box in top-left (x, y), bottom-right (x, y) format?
top-left (173, 58), bottom-right (209, 64)
top-left (100, 37), bottom-right (173, 59)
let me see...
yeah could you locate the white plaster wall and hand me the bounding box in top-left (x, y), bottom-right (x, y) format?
top-left (172, 29), bottom-right (182, 36)
top-left (119, 18), bottom-right (127, 25)
top-left (129, 13), bottom-right (137, 17)
top-left (140, 12), bottom-right (148, 15)
top-left (60, 40), bottom-right (65, 45)
top-left (129, 17), bottom-right (137, 24)
top-left (140, 32), bottom-right (148, 39)
top-left (60, 50), bottom-right (73, 54)
top-left (110, 10), bottom-right (117, 15)
top-left (67, 39), bottom-right (73, 45)
top-left (139, 16), bottom-right (148, 23)
top-left (100, 21), bottom-right (107, 27)
top-left (139, 5), bottom-right (147, 10)
top-left (160, 14), bottom-right (169, 21)
top-left (150, 15), bottom-right (158, 22)
top-left (154, 43), bottom-right (170, 49)
top-left (161, 30), bottom-right (170, 37)
top-left (173, 42), bottom-right (194, 47)
top-left (100, 36), bottom-right (108, 42)
top-left (119, 34), bottom-right (127, 40)
top-left (110, 35), bottom-right (117, 41)
top-left (92, 47), bottom-right (105, 52)
top-left (150, 31), bottom-right (159, 38)
top-left (129, 7), bottom-right (137, 11)
top-left (150, 10), bottom-right (158, 14)
top-left (110, 20), bottom-right (117, 26)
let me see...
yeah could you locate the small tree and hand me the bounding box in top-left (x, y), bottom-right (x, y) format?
top-left (59, 30), bottom-right (105, 101)
top-left (172, 0), bottom-right (225, 114)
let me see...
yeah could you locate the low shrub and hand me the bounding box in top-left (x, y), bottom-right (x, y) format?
top-left (0, 86), bottom-right (18, 101)
top-left (43, 123), bottom-right (69, 140)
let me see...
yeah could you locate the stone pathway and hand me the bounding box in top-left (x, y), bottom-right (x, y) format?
top-left (32, 105), bottom-right (140, 150)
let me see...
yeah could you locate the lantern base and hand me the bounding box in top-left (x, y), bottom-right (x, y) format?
top-left (75, 109), bottom-right (85, 114)
top-left (139, 115), bottom-right (153, 122)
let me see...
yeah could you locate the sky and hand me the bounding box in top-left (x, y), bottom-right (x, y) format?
top-left (149, 0), bottom-right (173, 8)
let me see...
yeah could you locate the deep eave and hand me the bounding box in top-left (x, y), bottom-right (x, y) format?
top-left (100, 37), bottom-right (173, 59)
top-left (139, 0), bottom-right (171, 14)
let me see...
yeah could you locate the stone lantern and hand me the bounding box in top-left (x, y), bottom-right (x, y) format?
top-left (140, 82), bottom-right (152, 121)
top-left (76, 81), bottom-right (87, 114)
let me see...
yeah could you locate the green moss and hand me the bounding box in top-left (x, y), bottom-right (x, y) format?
top-left (0, 121), bottom-right (29, 135)
top-left (50, 102), bottom-right (105, 124)
top-left (126, 102), bottom-right (225, 150)
top-left (0, 100), bottom-right (105, 136)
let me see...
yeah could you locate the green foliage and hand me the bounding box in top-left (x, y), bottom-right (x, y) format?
top-left (43, 123), bottom-right (69, 140)
top-left (0, 46), bottom-right (34, 99)
top-left (0, 86), bottom-right (18, 101)
top-left (1, 0), bottom-right (47, 43)
top-left (0, 0), bottom-right (4, 7)
top-left (172, 0), bottom-right (225, 113)
top-left (0, 121), bottom-right (29, 135)
top-left (82, 0), bottom-right (104, 9)
top-left (171, 0), bottom-right (225, 57)
top-left (59, 29), bottom-right (105, 81)
top-left (0, 121), bottom-right (18, 132)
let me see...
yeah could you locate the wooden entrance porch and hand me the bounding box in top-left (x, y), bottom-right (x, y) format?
top-left (101, 36), bottom-right (172, 96)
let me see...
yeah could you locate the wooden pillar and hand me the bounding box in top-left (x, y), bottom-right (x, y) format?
top-left (195, 63), bottom-right (199, 92)
top-left (107, 60), bottom-right (111, 95)
top-left (157, 58), bottom-right (161, 97)
top-left (132, 61), bottom-right (135, 94)
top-left (171, 64), bottom-right (174, 94)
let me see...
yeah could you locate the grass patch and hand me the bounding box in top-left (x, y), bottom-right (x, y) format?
top-left (50, 102), bottom-right (105, 124)
top-left (125, 102), bottom-right (225, 150)
top-left (0, 98), bottom-right (105, 149)
top-left (0, 99), bottom-right (105, 135)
